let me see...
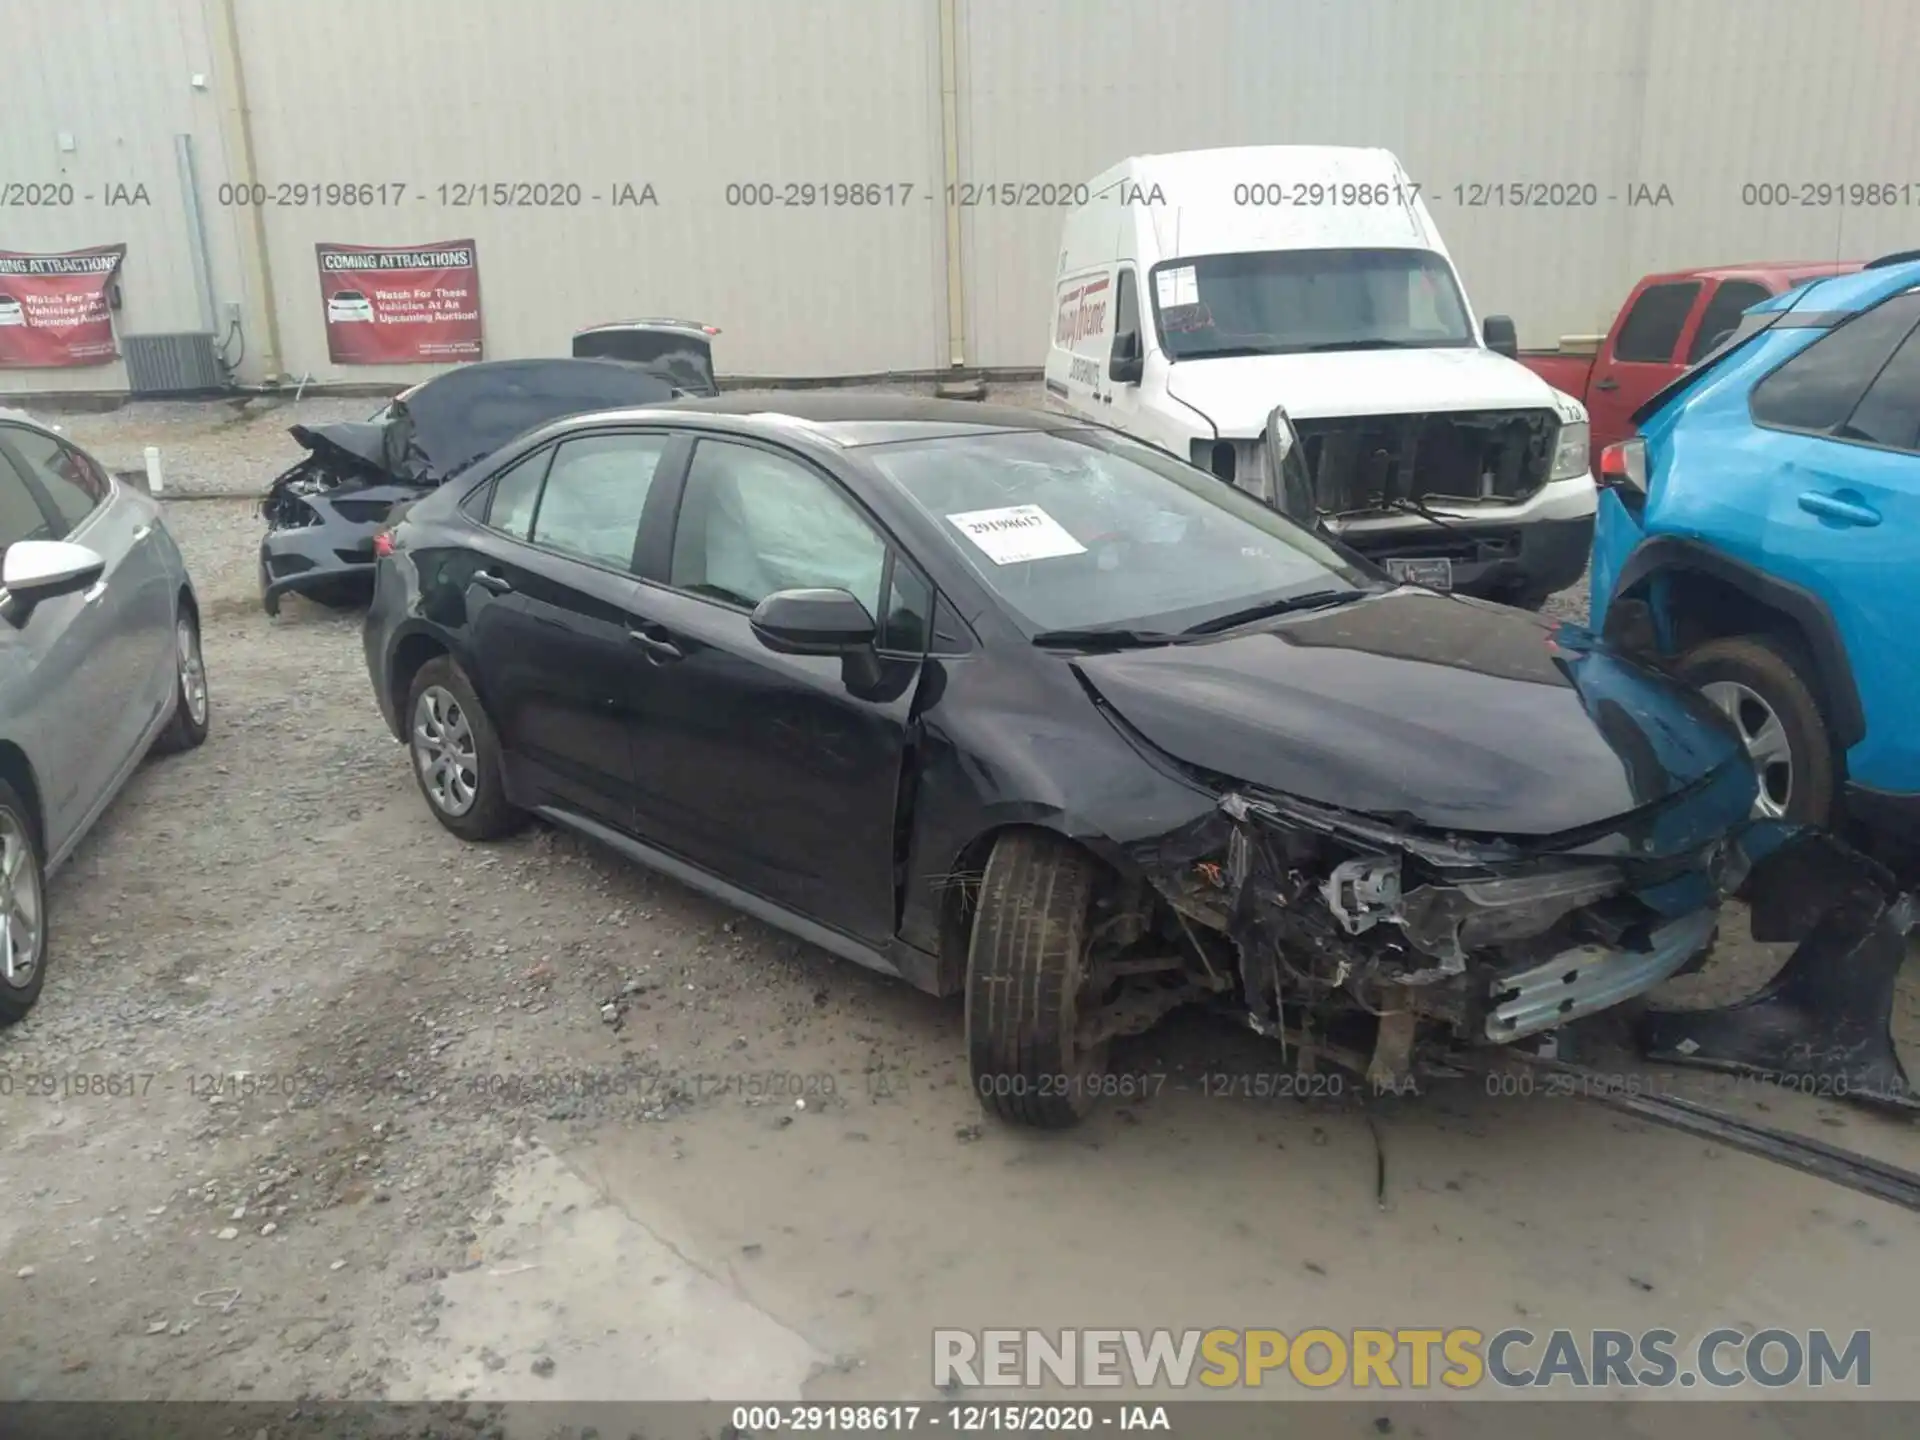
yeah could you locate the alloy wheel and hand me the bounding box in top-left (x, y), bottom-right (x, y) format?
top-left (178, 616), bottom-right (209, 726)
top-left (0, 809), bottom-right (44, 991)
top-left (1700, 679), bottom-right (1793, 818)
top-left (413, 685), bottom-right (479, 817)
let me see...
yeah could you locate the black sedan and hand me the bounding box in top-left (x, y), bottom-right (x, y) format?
top-left (362, 394), bottom-right (1913, 1126)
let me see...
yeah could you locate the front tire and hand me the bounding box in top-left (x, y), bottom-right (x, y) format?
top-left (405, 657), bottom-right (522, 841)
top-left (0, 781), bottom-right (49, 1027)
top-left (153, 608), bottom-right (210, 755)
top-left (965, 830), bottom-right (1111, 1129)
top-left (1673, 634), bottom-right (1835, 826)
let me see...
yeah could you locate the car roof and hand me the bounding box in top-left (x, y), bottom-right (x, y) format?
top-left (1756, 257), bottom-right (1920, 316)
top-left (650, 391), bottom-right (1082, 447)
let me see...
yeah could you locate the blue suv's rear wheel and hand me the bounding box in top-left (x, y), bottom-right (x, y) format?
top-left (1673, 634), bottom-right (1836, 826)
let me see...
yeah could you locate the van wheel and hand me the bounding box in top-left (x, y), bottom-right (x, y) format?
top-left (965, 831), bottom-right (1111, 1129)
top-left (1673, 635), bottom-right (1835, 826)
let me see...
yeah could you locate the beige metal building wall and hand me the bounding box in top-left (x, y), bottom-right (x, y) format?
top-left (0, 0), bottom-right (247, 396)
top-left (955, 0), bottom-right (1920, 367)
top-left (3, 0), bottom-right (1919, 392)
top-left (228, 0), bottom-right (951, 386)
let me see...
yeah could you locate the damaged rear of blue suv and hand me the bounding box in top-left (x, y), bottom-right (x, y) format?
top-left (1590, 250), bottom-right (1920, 855)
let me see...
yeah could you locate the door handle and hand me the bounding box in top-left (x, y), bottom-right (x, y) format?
top-left (627, 628), bottom-right (683, 662)
top-left (130, 524), bottom-right (152, 541)
top-left (82, 580), bottom-right (107, 604)
top-left (1593, 377), bottom-right (1620, 392)
top-left (471, 569), bottom-right (513, 594)
top-left (1797, 490), bottom-right (1881, 527)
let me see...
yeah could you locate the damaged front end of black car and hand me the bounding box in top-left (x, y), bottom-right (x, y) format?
top-left (260, 354), bottom-right (685, 616)
top-left (1067, 609), bottom-right (1916, 1112)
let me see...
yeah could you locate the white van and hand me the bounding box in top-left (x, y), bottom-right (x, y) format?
top-left (1044, 146), bottom-right (1593, 607)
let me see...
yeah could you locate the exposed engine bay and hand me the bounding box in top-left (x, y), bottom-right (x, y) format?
top-left (1293, 408), bottom-right (1560, 517)
top-left (1049, 782), bottom-right (1915, 1108)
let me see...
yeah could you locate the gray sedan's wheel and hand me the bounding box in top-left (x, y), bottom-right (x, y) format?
top-left (1674, 634), bottom-right (1835, 826)
top-left (0, 783), bottom-right (48, 1026)
top-left (965, 830), bottom-right (1111, 1129)
top-left (405, 657), bottom-right (522, 841)
top-left (154, 608), bottom-right (210, 755)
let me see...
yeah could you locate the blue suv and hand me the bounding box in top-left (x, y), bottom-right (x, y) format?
top-left (1590, 251), bottom-right (1920, 853)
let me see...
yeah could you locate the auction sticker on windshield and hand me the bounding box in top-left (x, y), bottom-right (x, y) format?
top-left (947, 505), bottom-right (1088, 565)
top-left (1155, 265), bottom-right (1199, 307)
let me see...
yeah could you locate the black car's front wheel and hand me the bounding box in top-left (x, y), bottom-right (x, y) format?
top-left (405, 657), bottom-right (523, 841)
top-left (965, 830), bottom-right (1111, 1129)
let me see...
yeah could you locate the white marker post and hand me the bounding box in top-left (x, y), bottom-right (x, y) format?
top-left (143, 445), bottom-right (165, 495)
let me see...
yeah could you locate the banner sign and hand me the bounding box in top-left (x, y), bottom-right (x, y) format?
top-left (0, 244), bottom-right (125, 368)
top-left (315, 239), bottom-right (482, 364)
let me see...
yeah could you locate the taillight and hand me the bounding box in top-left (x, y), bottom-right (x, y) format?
top-left (373, 530), bottom-right (395, 558)
top-left (1598, 438), bottom-right (1647, 494)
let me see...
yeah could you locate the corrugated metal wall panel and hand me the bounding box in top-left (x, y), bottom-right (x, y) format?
top-left (4, 0), bottom-right (1920, 388)
top-left (0, 0), bottom-right (241, 394)
top-left (229, 0), bottom-right (947, 382)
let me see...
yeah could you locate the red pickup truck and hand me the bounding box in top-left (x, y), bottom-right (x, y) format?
top-left (1521, 261), bottom-right (1862, 471)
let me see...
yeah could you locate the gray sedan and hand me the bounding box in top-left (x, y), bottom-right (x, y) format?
top-left (0, 410), bottom-right (209, 1026)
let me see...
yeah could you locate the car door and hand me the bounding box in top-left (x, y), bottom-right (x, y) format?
top-left (0, 425), bottom-right (176, 834)
top-left (1744, 289), bottom-right (1920, 791)
top-left (458, 431), bottom-right (685, 827)
top-left (620, 434), bottom-right (923, 944)
top-left (0, 447), bottom-right (110, 859)
top-left (1587, 279), bottom-right (1703, 458)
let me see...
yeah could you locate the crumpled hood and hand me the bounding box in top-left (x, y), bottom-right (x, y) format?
top-left (1074, 590), bottom-right (1748, 839)
top-left (287, 421), bottom-right (396, 478)
top-left (1165, 346), bottom-right (1584, 434)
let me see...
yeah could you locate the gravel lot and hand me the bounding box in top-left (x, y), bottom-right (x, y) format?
top-left (0, 389), bottom-right (1914, 1410)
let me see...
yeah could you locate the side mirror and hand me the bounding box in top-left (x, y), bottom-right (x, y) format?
top-left (1262, 405), bottom-right (1320, 526)
top-left (1482, 314), bottom-right (1519, 359)
top-left (1108, 331), bottom-right (1144, 385)
top-left (750, 587), bottom-right (877, 656)
top-left (2, 540), bottom-right (104, 617)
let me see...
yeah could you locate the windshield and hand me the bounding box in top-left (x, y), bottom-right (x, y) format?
top-left (864, 427), bottom-right (1375, 635)
top-left (1151, 248), bottom-right (1474, 360)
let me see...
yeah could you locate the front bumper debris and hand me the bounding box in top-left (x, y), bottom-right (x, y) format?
top-left (1145, 788), bottom-right (1913, 1116)
top-left (1488, 907), bottom-right (1718, 1041)
top-left (1636, 830), bottom-right (1916, 1112)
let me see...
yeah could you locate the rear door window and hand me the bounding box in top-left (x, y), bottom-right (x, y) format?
top-left (1613, 281), bottom-right (1702, 363)
top-left (1751, 291), bottom-right (1920, 433)
top-left (1837, 322), bottom-right (1920, 452)
top-left (527, 434), bottom-right (671, 571)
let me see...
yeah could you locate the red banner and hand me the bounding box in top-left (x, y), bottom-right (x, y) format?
top-left (0, 244), bottom-right (125, 368)
top-left (315, 239), bottom-right (482, 365)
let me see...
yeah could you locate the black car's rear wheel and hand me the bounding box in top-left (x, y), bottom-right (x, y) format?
top-left (405, 657), bottom-right (523, 842)
top-left (0, 782), bottom-right (49, 1027)
top-left (965, 830), bottom-right (1111, 1128)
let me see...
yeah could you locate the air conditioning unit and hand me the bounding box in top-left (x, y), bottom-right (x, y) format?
top-left (123, 332), bottom-right (224, 395)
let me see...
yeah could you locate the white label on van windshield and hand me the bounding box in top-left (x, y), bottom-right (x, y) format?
top-left (1156, 265), bottom-right (1199, 307)
top-left (946, 505), bottom-right (1088, 565)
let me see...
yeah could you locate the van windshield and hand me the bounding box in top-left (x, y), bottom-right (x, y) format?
top-left (1151, 248), bottom-right (1475, 360)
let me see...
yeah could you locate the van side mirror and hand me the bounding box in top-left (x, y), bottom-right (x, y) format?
top-left (1108, 331), bottom-right (1144, 385)
top-left (1482, 315), bottom-right (1518, 359)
